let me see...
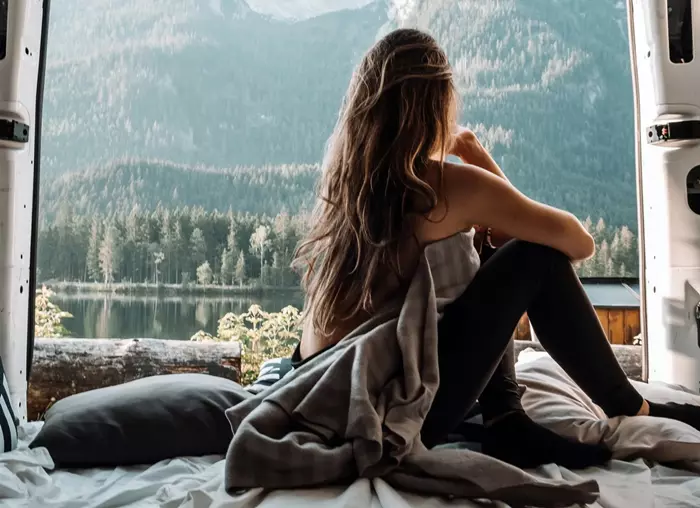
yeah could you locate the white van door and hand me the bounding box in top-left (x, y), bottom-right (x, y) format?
top-left (0, 0), bottom-right (50, 422)
top-left (629, 0), bottom-right (700, 390)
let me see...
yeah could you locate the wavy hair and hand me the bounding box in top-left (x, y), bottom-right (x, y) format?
top-left (293, 28), bottom-right (457, 341)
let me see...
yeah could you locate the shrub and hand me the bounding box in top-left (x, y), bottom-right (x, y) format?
top-left (34, 286), bottom-right (73, 338)
top-left (192, 304), bottom-right (301, 385)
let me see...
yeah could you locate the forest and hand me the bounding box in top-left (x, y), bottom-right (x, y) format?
top-left (38, 206), bottom-right (304, 288)
top-left (37, 205), bottom-right (639, 287)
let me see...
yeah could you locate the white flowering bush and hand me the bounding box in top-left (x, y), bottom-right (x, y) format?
top-left (192, 304), bottom-right (301, 385)
top-left (34, 286), bottom-right (73, 338)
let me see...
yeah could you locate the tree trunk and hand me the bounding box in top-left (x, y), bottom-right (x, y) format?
top-left (26, 339), bottom-right (641, 422)
top-left (28, 338), bottom-right (241, 421)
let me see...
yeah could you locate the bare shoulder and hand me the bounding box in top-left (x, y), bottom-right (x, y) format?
top-left (424, 159), bottom-right (488, 195)
top-left (416, 160), bottom-right (492, 241)
top-left (433, 160), bottom-right (506, 217)
top-left (440, 160), bottom-right (491, 195)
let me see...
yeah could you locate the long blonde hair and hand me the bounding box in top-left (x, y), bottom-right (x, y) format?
top-left (293, 28), bottom-right (457, 340)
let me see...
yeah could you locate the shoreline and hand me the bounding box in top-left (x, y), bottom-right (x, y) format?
top-left (39, 281), bottom-right (303, 297)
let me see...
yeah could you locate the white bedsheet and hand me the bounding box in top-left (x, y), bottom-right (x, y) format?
top-left (2, 352), bottom-right (700, 508)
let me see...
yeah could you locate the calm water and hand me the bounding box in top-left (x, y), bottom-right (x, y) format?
top-left (52, 292), bottom-right (305, 340)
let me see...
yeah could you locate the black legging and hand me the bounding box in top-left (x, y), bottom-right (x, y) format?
top-left (420, 240), bottom-right (644, 448)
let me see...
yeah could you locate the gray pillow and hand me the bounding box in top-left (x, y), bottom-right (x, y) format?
top-left (30, 373), bottom-right (250, 467)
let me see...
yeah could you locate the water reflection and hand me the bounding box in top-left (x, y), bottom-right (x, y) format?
top-left (52, 292), bottom-right (305, 340)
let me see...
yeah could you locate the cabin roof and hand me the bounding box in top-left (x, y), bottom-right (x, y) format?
top-left (580, 278), bottom-right (640, 308)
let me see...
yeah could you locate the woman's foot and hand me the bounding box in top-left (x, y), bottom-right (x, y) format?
top-left (647, 400), bottom-right (700, 430)
top-left (482, 411), bottom-right (612, 469)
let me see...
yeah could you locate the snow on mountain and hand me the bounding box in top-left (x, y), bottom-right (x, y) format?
top-left (245, 0), bottom-right (374, 20)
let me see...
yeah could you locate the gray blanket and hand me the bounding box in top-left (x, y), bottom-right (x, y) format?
top-left (224, 233), bottom-right (600, 507)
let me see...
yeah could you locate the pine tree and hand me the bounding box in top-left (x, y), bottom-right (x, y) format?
top-left (55, 202), bottom-right (76, 280)
top-left (618, 226), bottom-right (638, 275)
top-left (250, 225), bottom-right (269, 284)
top-left (272, 251), bottom-right (282, 286)
top-left (124, 205), bottom-right (141, 282)
top-left (220, 247), bottom-right (235, 285)
top-left (594, 239), bottom-right (610, 277)
top-left (172, 219), bottom-right (185, 284)
top-left (235, 251), bottom-right (246, 286)
top-left (595, 218), bottom-right (606, 238)
top-left (227, 212), bottom-right (238, 254)
top-left (160, 210), bottom-right (174, 283)
top-left (86, 219), bottom-right (101, 282)
top-left (190, 228), bottom-right (207, 270)
top-left (153, 250), bottom-right (165, 284)
top-left (99, 224), bottom-right (122, 284)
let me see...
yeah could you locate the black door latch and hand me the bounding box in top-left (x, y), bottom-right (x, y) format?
top-left (0, 119), bottom-right (29, 143)
top-left (647, 120), bottom-right (700, 145)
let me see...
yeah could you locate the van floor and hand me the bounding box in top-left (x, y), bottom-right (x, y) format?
top-left (3, 351), bottom-right (700, 508)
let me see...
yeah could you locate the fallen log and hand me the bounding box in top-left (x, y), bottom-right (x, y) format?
top-left (26, 338), bottom-right (641, 422)
top-left (28, 338), bottom-right (241, 421)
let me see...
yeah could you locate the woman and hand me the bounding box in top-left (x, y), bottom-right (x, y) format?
top-left (292, 28), bottom-right (700, 469)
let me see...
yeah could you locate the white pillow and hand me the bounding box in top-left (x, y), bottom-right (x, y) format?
top-left (515, 350), bottom-right (700, 472)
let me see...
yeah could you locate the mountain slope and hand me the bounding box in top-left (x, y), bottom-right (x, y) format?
top-left (41, 0), bottom-right (638, 227)
top-left (246, 0), bottom-right (374, 20)
top-left (42, 0), bottom-right (387, 173)
top-left (40, 160), bottom-right (319, 223)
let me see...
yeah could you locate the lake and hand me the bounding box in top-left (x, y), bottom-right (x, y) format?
top-left (52, 291), bottom-right (305, 340)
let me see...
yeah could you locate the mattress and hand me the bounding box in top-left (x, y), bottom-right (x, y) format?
top-left (1, 351), bottom-right (700, 508)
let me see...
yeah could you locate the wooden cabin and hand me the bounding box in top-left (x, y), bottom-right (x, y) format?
top-left (512, 277), bottom-right (641, 346)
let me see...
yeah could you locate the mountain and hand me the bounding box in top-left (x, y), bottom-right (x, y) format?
top-left (40, 0), bottom-right (638, 228)
top-left (40, 160), bottom-right (319, 223)
top-left (42, 0), bottom-right (387, 174)
top-left (245, 0), bottom-right (374, 20)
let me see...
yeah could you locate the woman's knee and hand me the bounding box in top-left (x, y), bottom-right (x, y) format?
top-left (506, 240), bottom-right (571, 271)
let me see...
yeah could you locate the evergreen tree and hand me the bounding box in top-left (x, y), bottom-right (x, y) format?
top-left (227, 212), bottom-right (238, 254)
top-left (190, 228), bottom-right (207, 270)
top-left (99, 224), bottom-right (122, 284)
top-left (86, 219), bottom-right (101, 282)
top-left (235, 251), bottom-right (247, 286)
top-left (272, 251), bottom-right (282, 286)
top-left (153, 250), bottom-right (165, 284)
top-left (250, 225), bottom-right (269, 284)
top-left (220, 248), bottom-right (235, 285)
top-left (594, 239), bottom-right (610, 277)
top-left (172, 219), bottom-right (186, 283)
top-left (160, 210), bottom-right (174, 283)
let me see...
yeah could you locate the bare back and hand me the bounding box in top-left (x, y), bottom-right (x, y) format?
top-left (299, 160), bottom-right (474, 359)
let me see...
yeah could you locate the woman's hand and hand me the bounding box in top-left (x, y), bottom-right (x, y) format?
top-left (449, 126), bottom-right (509, 182)
top-left (448, 126), bottom-right (482, 163)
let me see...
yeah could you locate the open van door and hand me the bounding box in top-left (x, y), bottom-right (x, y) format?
top-left (0, 0), bottom-right (50, 422)
top-left (629, 0), bottom-right (700, 390)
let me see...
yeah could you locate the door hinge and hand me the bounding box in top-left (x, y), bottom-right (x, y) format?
top-left (647, 120), bottom-right (700, 145)
top-left (0, 119), bottom-right (29, 143)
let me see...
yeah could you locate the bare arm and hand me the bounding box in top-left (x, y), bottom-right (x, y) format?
top-left (443, 163), bottom-right (595, 262)
top-left (450, 128), bottom-right (508, 182)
